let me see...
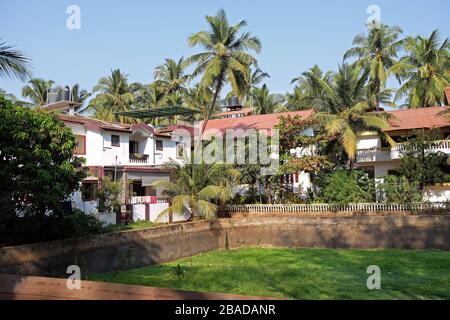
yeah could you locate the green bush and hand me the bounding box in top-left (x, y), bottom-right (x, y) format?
top-left (316, 169), bottom-right (375, 204)
top-left (376, 175), bottom-right (422, 203)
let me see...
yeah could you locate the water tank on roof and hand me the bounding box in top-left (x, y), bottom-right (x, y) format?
top-left (228, 96), bottom-right (240, 107)
top-left (61, 87), bottom-right (71, 101)
top-left (47, 90), bottom-right (61, 104)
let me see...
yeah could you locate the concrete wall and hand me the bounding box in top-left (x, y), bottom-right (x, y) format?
top-left (0, 212), bottom-right (449, 277)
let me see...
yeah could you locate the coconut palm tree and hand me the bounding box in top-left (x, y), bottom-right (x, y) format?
top-left (21, 78), bottom-right (54, 108)
top-left (312, 63), bottom-right (395, 165)
top-left (183, 84), bottom-right (220, 122)
top-left (288, 65), bottom-right (333, 111)
top-left (244, 67), bottom-right (270, 108)
top-left (0, 40), bottom-right (31, 81)
top-left (394, 30), bottom-right (450, 108)
top-left (88, 69), bottom-right (135, 123)
top-left (252, 84), bottom-right (287, 114)
top-left (154, 57), bottom-right (190, 95)
top-left (152, 159), bottom-right (239, 221)
top-left (184, 9), bottom-right (261, 132)
top-left (344, 24), bottom-right (404, 110)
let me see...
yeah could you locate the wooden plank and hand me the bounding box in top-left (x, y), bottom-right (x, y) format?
top-left (0, 274), bottom-right (273, 300)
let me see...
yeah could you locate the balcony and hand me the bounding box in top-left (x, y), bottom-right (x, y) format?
top-left (129, 153), bottom-right (150, 165)
top-left (357, 140), bottom-right (450, 163)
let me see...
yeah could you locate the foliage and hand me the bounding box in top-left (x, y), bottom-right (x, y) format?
top-left (22, 78), bottom-right (55, 108)
top-left (396, 130), bottom-right (450, 189)
top-left (0, 39), bottom-right (31, 81)
top-left (152, 158), bottom-right (239, 221)
top-left (315, 169), bottom-right (375, 204)
top-left (96, 177), bottom-right (122, 213)
top-left (251, 84), bottom-right (286, 114)
top-left (184, 9), bottom-right (261, 131)
top-left (0, 95), bottom-right (86, 221)
top-left (154, 57), bottom-right (190, 95)
top-left (311, 63), bottom-right (395, 162)
top-left (376, 175), bottom-right (422, 204)
top-left (55, 209), bottom-right (104, 238)
top-left (394, 30), bottom-right (450, 107)
top-left (288, 65), bottom-right (333, 111)
top-left (88, 69), bottom-right (136, 123)
top-left (344, 24), bottom-right (404, 110)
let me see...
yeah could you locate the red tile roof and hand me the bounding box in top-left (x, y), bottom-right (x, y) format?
top-left (445, 87), bottom-right (450, 105)
top-left (385, 106), bottom-right (450, 132)
top-left (203, 109), bottom-right (314, 136)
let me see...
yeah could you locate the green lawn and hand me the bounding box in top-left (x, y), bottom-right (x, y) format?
top-left (88, 247), bottom-right (450, 299)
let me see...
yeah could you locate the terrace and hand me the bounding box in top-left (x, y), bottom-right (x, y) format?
top-left (356, 139), bottom-right (450, 163)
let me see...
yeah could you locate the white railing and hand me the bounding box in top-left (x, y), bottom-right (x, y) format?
top-left (130, 196), bottom-right (169, 204)
top-left (129, 158), bottom-right (150, 165)
top-left (357, 140), bottom-right (450, 162)
top-left (224, 202), bottom-right (450, 213)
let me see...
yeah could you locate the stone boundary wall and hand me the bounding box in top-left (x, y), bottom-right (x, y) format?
top-left (0, 212), bottom-right (449, 277)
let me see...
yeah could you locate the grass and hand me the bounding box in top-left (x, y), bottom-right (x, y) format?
top-left (102, 220), bottom-right (155, 233)
top-left (88, 247), bottom-right (450, 300)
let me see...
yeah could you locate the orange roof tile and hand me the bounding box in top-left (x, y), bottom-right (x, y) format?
top-left (203, 109), bottom-right (314, 136)
top-left (385, 106), bottom-right (450, 132)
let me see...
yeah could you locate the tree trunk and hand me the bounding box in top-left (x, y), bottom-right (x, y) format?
top-left (201, 75), bottom-right (224, 135)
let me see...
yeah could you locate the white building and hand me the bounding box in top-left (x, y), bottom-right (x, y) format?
top-left (356, 106), bottom-right (450, 201)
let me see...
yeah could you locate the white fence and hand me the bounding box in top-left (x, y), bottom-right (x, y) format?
top-left (224, 202), bottom-right (450, 213)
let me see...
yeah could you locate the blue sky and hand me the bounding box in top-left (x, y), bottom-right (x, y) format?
top-left (1, 0), bottom-right (449, 100)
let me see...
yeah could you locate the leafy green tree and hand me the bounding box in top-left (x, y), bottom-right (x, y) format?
top-left (0, 95), bottom-right (86, 226)
top-left (154, 57), bottom-right (190, 95)
top-left (89, 69), bottom-right (136, 123)
top-left (251, 84), bottom-right (286, 114)
top-left (152, 159), bottom-right (239, 221)
top-left (376, 176), bottom-right (422, 203)
top-left (0, 40), bottom-right (31, 81)
top-left (185, 9), bottom-right (261, 132)
top-left (397, 130), bottom-right (450, 189)
top-left (22, 78), bottom-right (54, 108)
top-left (394, 30), bottom-right (450, 107)
top-left (312, 63), bottom-right (395, 165)
top-left (344, 24), bottom-right (404, 110)
top-left (288, 65), bottom-right (333, 111)
top-left (316, 169), bottom-right (375, 204)
top-left (96, 177), bottom-right (122, 213)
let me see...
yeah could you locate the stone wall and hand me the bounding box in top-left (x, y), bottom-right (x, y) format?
top-left (0, 212), bottom-right (449, 277)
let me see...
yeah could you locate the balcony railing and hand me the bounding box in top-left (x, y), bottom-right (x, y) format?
top-left (357, 139), bottom-right (450, 162)
top-left (130, 196), bottom-right (169, 204)
top-left (129, 153), bottom-right (150, 164)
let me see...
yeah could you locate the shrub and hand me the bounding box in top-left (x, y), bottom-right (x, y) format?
top-left (316, 169), bottom-right (375, 204)
top-left (376, 175), bottom-right (422, 203)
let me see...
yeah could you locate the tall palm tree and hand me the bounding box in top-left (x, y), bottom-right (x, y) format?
top-left (153, 57), bottom-right (190, 95)
top-left (252, 84), bottom-right (287, 114)
top-left (21, 78), bottom-right (54, 108)
top-left (312, 63), bottom-right (395, 165)
top-left (152, 159), bottom-right (239, 221)
top-left (344, 24), bottom-right (404, 110)
top-left (184, 9), bottom-right (261, 132)
top-left (0, 40), bottom-right (31, 81)
top-left (70, 84), bottom-right (91, 104)
top-left (244, 67), bottom-right (270, 108)
top-left (288, 65), bottom-right (333, 110)
top-left (88, 69), bottom-right (135, 123)
top-left (394, 30), bottom-right (450, 107)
